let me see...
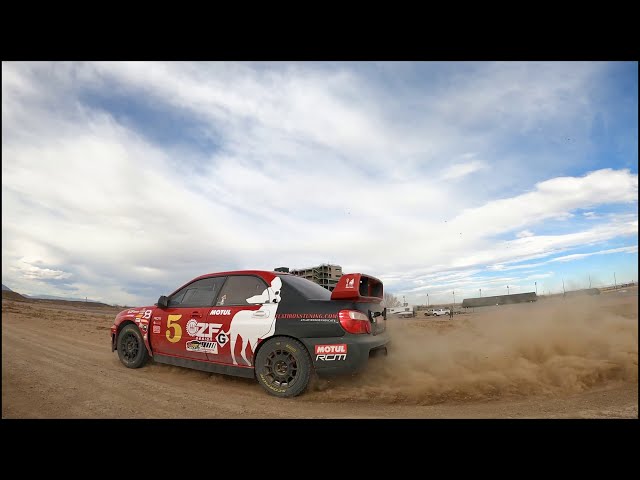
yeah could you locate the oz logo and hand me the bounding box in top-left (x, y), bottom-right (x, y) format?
top-left (216, 331), bottom-right (228, 346)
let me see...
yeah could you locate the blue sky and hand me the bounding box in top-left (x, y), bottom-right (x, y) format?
top-left (2, 61), bottom-right (637, 306)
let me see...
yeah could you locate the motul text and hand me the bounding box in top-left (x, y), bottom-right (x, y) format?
top-left (315, 344), bottom-right (347, 354)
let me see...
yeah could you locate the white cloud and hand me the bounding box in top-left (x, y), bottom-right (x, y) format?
top-left (488, 262), bottom-right (548, 271)
top-left (516, 230), bottom-right (534, 238)
top-left (13, 259), bottom-right (72, 281)
top-left (440, 160), bottom-right (487, 180)
top-left (449, 169), bottom-right (637, 238)
top-left (525, 272), bottom-right (555, 280)
top-left (551, 245), bottom-right (638, 262)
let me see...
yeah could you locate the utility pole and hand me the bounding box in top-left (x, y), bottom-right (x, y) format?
top-left (479, 288), bottom-right (482, 297)
top-left (562, 279), bottom-right (566, 296)
top-left (535, 282), bottom-right (537, 295)
top-left (426, 294), bottom-right (429, 307)
top-left (614, 272), bottom-right (617, 289)
top-left (452, 290), bottom-right (455, 306)
top-left (507, 285), bottom-right (510, 295)
top-left (403, 295), bottom-right (406, 306)
top-left (589, 275), bottom-right (591, 289)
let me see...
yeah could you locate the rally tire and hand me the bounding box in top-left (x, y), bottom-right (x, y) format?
top-left (117, 324), bottom-right (149, 369)
top-left (254, 337), bottom-right (312, 398)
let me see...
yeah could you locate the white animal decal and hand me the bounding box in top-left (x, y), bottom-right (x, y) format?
top-left (227, 276), bottom-right (282, 366)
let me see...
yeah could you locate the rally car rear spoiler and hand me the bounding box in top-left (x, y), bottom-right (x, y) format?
top-left (330, 273), bottom-right (383, 303)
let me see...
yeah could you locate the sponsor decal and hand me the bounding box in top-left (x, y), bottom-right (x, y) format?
top-left (316, 353), bottom-right (347, 361)
top-left (186, 320), bottom-right (223, 340)
top-left (153, 316), bottom-right (162, 321)
top-left (316, 354), bottom-right (347, 361)
top-left (127, 309), bottom-right (139, 314)
top-left (315, 344), bottom-right (348, 361)
top-left (276, 313), bottom-right (338, 319)
top-left (134, 309), bottom-right (153, 322)
top-left (209, 309), bottom-right (231, 316)
top-left (141, 324), bottom-right (148, 332)
top-left (315, 344), bottom-right (347, 354)
top-left (217, 294), bottom-right (227, 306)
top-left (345, 278), bottom-right (355, 289)
top-left (153, 325), bottom-right (161, 334)
top-left (216, 331), bottom-right (229, 346)
top-left (227, 276), bottom-right (282, 367)
top-left (186, 340), bottom-right (219, 354)
top-left (300, 318), bottom-right (337, 322)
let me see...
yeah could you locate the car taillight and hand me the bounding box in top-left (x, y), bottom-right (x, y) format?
top-left (338, 310), bottom-right (371, 334)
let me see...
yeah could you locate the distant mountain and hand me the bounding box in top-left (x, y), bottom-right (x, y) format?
top-left (2, 286), bottom-right (118, 307)
top-left (3, 290), bottom-right (115, 307)
top-left (2, 290), bottom-right (28, 302)
top-left (25, 294), bottom-right (99, 302)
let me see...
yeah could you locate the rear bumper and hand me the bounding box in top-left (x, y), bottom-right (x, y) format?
top-left (301, 330), bottom-right (391, 376)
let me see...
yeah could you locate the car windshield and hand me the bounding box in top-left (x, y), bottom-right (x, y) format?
top-left (279, 275), bottom-right (332, 300)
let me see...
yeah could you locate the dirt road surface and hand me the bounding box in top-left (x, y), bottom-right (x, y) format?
top-left (2, 289), bottom-right (637, 418)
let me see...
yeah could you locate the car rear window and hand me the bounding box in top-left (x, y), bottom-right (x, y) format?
top-left (280, 275), bottom-right (332, 300)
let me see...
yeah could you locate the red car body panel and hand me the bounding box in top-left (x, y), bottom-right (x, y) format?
top-left (111, 270), bottom-right (281, 362)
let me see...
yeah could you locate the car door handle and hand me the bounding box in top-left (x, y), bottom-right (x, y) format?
top-left (252, 310), bottom-right (267, 318)
top-left (191, 311), bottom-right (202, 318)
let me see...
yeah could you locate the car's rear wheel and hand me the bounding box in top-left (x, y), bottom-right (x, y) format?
top-left (117, 324), bottom-right (149, 368)
top-left (255, 337), bottom-right (312, 398)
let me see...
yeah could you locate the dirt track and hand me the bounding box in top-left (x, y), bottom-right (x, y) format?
top-left (2, 290), bottom-right (637, 418)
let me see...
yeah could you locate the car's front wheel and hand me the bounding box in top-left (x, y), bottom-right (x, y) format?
top-left (254, 337), bottom-right (312, 398)
top-left (117, 324), bottom-right (149, 368)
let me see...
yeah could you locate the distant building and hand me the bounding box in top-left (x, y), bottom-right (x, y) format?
top-left (462, 292), bottom-right (537, 308)
top-left (286, 264), bottom-right (343, 291)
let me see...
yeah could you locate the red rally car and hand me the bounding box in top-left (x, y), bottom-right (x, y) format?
top-left (111, 270), bottom-right (389, 397)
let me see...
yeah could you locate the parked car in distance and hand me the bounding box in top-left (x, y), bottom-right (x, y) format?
top-left (387, 306), bottom-right (415, 318)
top-left (111, 270), bottom-right (390, 398)
top-left (428, 308), bottom-right (451, 317)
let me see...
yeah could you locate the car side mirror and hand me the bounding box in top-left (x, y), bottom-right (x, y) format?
top-left (157, 295), bottom-right (169, 309)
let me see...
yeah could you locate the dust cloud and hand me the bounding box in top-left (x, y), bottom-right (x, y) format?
top-left (304, 294), bottom-right (638, 405)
